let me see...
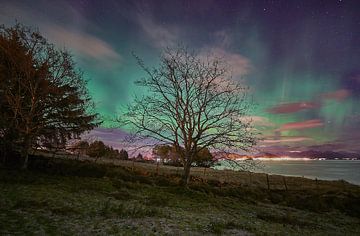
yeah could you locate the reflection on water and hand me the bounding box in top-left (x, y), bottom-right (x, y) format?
top-left (257, 160), bottom-right (360, 185)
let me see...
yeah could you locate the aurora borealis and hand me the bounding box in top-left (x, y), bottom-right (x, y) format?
top-left (1, 0), bottom-right (359, 153)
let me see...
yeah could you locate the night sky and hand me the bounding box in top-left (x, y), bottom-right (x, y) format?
top-left (1, 0), bottom-right (359, 153)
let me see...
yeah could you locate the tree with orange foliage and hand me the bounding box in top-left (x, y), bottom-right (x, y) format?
top-left (0, 23), bottom-right (99, 168)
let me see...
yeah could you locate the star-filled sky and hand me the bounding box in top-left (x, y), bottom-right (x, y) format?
top-left (1, 0), bottom-right (359, 153)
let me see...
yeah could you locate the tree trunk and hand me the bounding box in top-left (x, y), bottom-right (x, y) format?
top-left (21, 151), bottom-right (29, 169)
top-left (21, 140), bottom-right (30, 169)
top-left (182, 161), bottom-right (192, 186)
top-left (1, 136), bottom-right (14, 165)
top-left (1, 144), bottom-right (7, 165)
top-left (0, 140), bottom-right (5, 163)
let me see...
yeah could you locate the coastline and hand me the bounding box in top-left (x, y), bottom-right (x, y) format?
top-left (214, 159), bottom-right (360, 186)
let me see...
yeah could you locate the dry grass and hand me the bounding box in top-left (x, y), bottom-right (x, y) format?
top-left (1, 164), bottom-right (360, 235)
top-left (85, 156), bottom-right (359, 193)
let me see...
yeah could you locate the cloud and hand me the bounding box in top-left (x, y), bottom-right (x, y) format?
top-left (202, 47), bottom-right (252, 78)
top-left (85, 127), bottom-right (128, 141)
top-left (82, 128), bottom-right (128, 150)
top-left (0, 1), bottom-right (121, 67)
top-left (134, 13), bottom-right (252, 78)
top-left (136, 12), bottom-right (178, 49)
top-left (262, 136), bottom-right (313, 144)
top-left (45, 25), bottom-right (121, 65)
top-left (213, 29), bottom-right (233, 48)
top-left (334, 125), bottom-right (360, 152)
top-left (134, 7), bottom-right (252, 79)
top-left (277, 119), bottom-right (323, 131)
top-left (267, 102), bottom-right (319, 114)
top-left (239, 116), bottom-right (275, 127)
top-left (307, 143), bottom-right (347, 152)
top-left (322, 89), bottom-right (350, 101)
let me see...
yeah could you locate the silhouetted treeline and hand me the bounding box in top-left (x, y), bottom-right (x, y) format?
top-left (71, 140), bottom-right (128, 161)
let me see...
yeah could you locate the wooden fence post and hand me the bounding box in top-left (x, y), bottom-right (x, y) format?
top-left (132, 159), bottom-right (135, 172)
top-left (315, 178), bottom-right (319, 191)
top-left (249, 172), bottom-right (252, 187)
top-left (266, 174), bottom-right (270, 190)
top-left (283, 176), bottom-right (288, 191)
top-left (156, 161), bottom-right (159, 176)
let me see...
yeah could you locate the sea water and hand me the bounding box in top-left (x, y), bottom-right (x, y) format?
top-left (217, 160), bottom-right (360, 185)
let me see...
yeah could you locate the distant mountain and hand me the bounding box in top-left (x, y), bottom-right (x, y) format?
top-left (267, 150), bottom-right (360, 160)
top-left (254, 152), bottom-right (279, 158)
top-left (212, 151), bottom-right (280, 160)
top-left (212, 152), bottom-right (250, 160)
top-left (288, 150), bottom-right (360, 160)
top-left (217, 150), bottom-right (360, 160)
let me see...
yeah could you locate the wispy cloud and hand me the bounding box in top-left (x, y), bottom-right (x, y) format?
top-left (262, 136), bottom-right (313, 143)
top-left (213, 29), bottom-right (233, 48)
top-left (134, 11), bottom-right (252, 79)
top-left (203, 47), bottom-right (252, 78)
top-left (267, 102), bottom-right (319, 114)
top-left (322, 89), bottom-right (350, 101)
top-left (0, 1), bottom-right (121, 67)
top-left (277, 119), bottom-right (323, 131)
top-left (136, 12), bottom-right (179, 49)
top-left (239, 116), bottom-right (275, 127)
top-left (45, 25), bottom-right (121, 64)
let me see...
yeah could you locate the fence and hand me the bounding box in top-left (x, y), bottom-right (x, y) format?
top-left (104, 158), bottom-right (353, 192)
top-left (31, 150), bottom-right (355, 192)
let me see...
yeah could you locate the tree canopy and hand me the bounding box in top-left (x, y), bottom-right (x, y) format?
top-left (86, 141), bottom-right (108, 161)
top-left (153, 144), bottom-right (213, 167)
top-left (119, 149), bottom-right (129, 160)
top-left (121, 47), bottom-right (257, 184)
top-left (0, 23), bottom-right (98, 168)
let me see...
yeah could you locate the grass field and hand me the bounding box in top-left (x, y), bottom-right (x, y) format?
top-left (0, 155), bottom-right (360, 235)
top-left (33, 150), bottom-right (360, 192)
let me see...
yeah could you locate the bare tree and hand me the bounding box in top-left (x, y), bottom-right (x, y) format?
top-left (0, 23), bottom-right (98, 168)
top-left (120, 47), bottom-right (257, 185)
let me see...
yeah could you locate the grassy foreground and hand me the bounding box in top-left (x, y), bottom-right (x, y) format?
top-left (0, 157), bottom-right (360, 235)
